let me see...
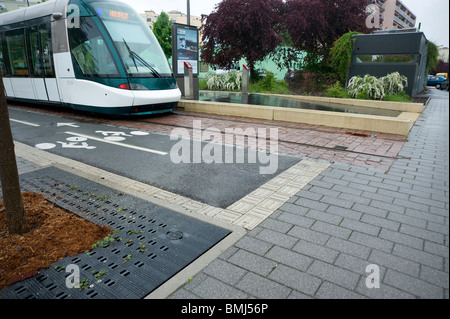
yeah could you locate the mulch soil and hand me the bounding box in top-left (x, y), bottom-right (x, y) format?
top-left (0, 192), bottom-right (112, 290)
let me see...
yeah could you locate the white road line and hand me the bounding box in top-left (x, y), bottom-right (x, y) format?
top-left (64, 131), bottom-right (168, 156)
top-left (10, 119), bottom-right (40, 127)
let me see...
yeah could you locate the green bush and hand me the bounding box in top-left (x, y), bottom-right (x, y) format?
top-left (249, 71), bottom-right (290, 94)
top-left (326, 81), bottom-right (349, 98)
top-left (288, 70), bottom-right (337, 95)
top-left (328, 31), bottom-right (361, 84)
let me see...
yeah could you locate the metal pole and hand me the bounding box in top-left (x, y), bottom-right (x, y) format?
top-left (187, 0), bottom-right (190, 25)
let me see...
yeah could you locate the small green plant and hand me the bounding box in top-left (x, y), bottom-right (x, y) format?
top-left (93, 270), bottom-right (106, 281)
top-left (126, 229), bottom-right (143, 235)
top-left (54, 265), bottom-right (65, 271)
top-left (125, 239), bottom-right (133, 246)
top-left (249, 71), bottom-right (290, 94)
top-left (97, 195), bottom-right (108, 201)
top-left (78, 278), bottom-right (89, 291)
top-left (137, 242), bottom-right (148, 253)
top-left (326, 81), bottom-right (349, 98)
top-left (70, 185), bottom-right (78, 190)
top-left (92, 235), bottom-right (115, 249)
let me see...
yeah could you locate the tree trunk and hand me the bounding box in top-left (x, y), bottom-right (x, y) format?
top-left (248, 61), bottom-right (258, 82)
top-left (0, 72), bottom-right (29, 235)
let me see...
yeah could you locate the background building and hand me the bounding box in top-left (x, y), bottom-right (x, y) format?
top-left (140, 10), bottom-right (202, 29)
top-left (373, 0), bottom-right (416, 30)
top-left (438, 46), bottom-right (449, 63)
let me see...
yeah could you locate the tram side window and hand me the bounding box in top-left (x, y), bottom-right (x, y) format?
top-left (29, 27), bottom-right (43, 77)
top-left (29, 24), bottom-right (55, 77)
top-left (6, 30), bottom-right (29, 77)
top-left (0, 35), bottom-right (8, 75)
top-left (68, 17), bottom-right (119, 77)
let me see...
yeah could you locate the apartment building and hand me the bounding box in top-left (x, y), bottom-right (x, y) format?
top-left (140, 10), bottom-right (202, 29)
top-left (438, 46), bottom-right (449, 63)
top-left (373, 0), bottom-right (416, 30)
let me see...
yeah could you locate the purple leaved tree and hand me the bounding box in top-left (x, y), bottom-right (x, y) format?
top-left (201, 0), bottom-right (284, 78)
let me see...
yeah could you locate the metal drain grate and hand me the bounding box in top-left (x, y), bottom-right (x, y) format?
top-left (0, 167), bottom-right (230, 299)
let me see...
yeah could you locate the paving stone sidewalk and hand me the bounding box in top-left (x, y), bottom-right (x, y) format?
top-left (170, 94), bottom-right (449, 299)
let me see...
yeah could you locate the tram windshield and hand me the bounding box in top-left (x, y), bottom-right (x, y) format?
top-left (91, 1), bottom-right (172, 77)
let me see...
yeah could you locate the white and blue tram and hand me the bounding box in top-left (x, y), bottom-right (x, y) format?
top-left (0, 0), bottom-right (181, 115)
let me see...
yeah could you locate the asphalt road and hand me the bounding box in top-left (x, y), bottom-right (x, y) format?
top-left (9, 107), bottom-right (300, 208)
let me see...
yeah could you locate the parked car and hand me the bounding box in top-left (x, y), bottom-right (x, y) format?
top-left (438, 78), bottom-right (449, 91)
top-left (427, 75), bottom-right (446, 88)
top-left (436, 73), bottom-right (448, 79)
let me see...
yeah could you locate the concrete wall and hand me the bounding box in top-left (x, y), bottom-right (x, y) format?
top-left (178, 97), bottom-right (423, 136)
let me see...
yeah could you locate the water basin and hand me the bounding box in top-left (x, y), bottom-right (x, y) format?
top-left (199, 91), bottom-right (402, 117)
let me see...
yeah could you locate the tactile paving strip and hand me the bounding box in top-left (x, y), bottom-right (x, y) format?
top-left (0, 167), bottom-right (230, 299)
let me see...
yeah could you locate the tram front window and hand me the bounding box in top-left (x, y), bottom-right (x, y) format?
top-left (91, 1), bottom-right (172, 77)
top-left (68, 16), bottom-right (119, 77)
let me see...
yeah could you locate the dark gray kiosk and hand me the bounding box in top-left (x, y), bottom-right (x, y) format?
top-left (347, 30), bottom-right (428, 97)
top-left (172, 23), bottom-right (199, 100)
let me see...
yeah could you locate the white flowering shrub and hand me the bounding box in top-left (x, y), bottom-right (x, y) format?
top-left (347, 72), bottom-right (408, 100)
top-left (221, 70), bottom-right (242, 91)
top-left (204, 70), bottom-right (242, 91)
top-left (347, 74), bottom-right (385, 100)
top-left (379, 72), bottom-right (408, 95)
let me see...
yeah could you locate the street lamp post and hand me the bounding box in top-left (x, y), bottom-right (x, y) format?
top-left (187, 0), bottom-right (190, 25)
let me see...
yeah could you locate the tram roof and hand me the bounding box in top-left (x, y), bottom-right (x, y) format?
top-left (0, 0), bottom-right (68, 26)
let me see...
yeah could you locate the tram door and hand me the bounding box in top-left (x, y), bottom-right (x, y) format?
top-left (29, 23), bottom-right (60, 102)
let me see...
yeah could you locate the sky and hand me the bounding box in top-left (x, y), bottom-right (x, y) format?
top-left (126, 0), bottom-right (449, 47)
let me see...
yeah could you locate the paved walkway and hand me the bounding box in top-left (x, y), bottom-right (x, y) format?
top-left (169, 91), bottom-right (449, 299)
top-left (13, 90), bottom-right (448, 299)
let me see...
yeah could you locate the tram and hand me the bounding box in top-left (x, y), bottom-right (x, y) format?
top-left (0, 0), bottom-right (181, 115)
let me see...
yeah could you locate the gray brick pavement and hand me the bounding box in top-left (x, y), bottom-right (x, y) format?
top-left (172, 96), bottom-right (448, 299)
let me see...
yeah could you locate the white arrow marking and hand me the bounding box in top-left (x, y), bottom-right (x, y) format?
top-left (57, 123), bottom-right (80, 128)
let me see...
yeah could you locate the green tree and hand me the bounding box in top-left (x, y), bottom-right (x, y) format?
top-left (328, 31), bottom-right (361, 84)
top-left (426, 41), bottom-right (439, 74)
top-left (152, 12), bottom-right (172, 59)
